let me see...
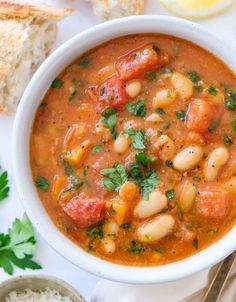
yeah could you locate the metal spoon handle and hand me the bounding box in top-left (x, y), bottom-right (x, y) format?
top-left (202, 251), bottom-right (236, 302)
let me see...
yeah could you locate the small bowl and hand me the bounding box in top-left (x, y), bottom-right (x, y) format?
top-left (0, 275), bottom-right (85, 301)
top-left (13, 15), bottom-right (236, 284)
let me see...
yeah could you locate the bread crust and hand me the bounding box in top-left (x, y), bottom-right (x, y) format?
top-left (0, 1), bottom-right (74, 20)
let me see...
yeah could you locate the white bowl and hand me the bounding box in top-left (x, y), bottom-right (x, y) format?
top-left (13, 15), bottom-right (236, 284)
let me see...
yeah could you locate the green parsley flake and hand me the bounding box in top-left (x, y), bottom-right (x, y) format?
top-left (224, 87), bottom-right (236, 111)
top-left (135, 152), bottom-right (150, 168)
top-left (35, 176), bottom-right (50, 191)
top-left (223, 133), bottom-right (233, 146)
top-left (231, 117), bottom-right (236, 131)
top-left (176, 110), bottom-right (186, 121)
top-left (165, 189), bottom-right (175, 201)
top-left (92, 145), bottom-right (102, 153)
top-left (101, 111), bottom-right (117, 140)
top-left (120, 223), bottom-right (132, 230)
top-left (79, 57), bottom-right (90, 68)
top-left (155, 108), bottom-right (166, 115)
top-left (208, 85), bottom-right (218, 96)
top-left (146, 71), bottom-right (156, 81)
top-left (128, 240), bottom-right (144, 254)
top-left (51, 78), bottom-right (63, 88)
top-left (100, 163), bottom-right (128, 191)
top-left (193, 238), bottom-right (198, 250)
top-left (86, 222), bottom-right (103, 240)
top-left (0, 168), bottom-right (9, 201)
top-left (125, 99), bottom-right (146, 117)
top-left (208, 118), bottom-right (220, 133)
top-left (123, 128), bottom-right (146, 150)
top-left (165, 160), bottom-right (173, 167)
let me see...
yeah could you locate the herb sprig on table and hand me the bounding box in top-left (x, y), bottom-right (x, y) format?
top-left (0, 166), bottom-right (9, 201)
top-left (0, 213), bottom-right (41, 275)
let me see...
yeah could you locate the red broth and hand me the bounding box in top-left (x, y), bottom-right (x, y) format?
top-left (30, 34), bottom-right (236, 266)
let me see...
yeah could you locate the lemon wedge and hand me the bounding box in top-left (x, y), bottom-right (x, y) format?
top-left (160, 0), bottom-right (236, 19)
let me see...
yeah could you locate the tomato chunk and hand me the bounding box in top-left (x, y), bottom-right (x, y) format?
top-left (186, 99), bottom-right (222, 134)
top-left (63, 196), bottom-right (105, 227)
top-left (97, 75), bottom-right (129, 110)
top-left (116, 44), bottom-right (169, 81)
top-left (196, 184), bottom-right (232, 220)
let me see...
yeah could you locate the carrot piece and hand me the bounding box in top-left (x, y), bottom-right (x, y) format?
top-left (119, 181), bottom-right (138, 202)
top-left (64, 140), bottom-right (91, 167)
top-left (106, 200), bottom-right (128, 225)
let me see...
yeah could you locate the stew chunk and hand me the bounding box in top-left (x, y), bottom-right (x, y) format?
top-left (196, 184), bottom-right (232, 220)
top-left (116, 44), bottom-right (169, 81)
top-left (63, 196), bottom-right (105, 227)
top-left (186, 99), bottom-right (222, 134)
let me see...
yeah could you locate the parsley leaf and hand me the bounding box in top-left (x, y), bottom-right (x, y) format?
top-left (155, 108), bottom-right (166, 115)
top-left (187, 70), bottom-right (202, 91)
top-left (79, 57), bottom-right (90, 68)
top-left (165, 160), bottom-right (173, 167)
top-left (232, 117), bottom-right (236, 131)
top-left (0, 168), bottom-right (9, 201)
top-left (86, 222), bottom-right (103, 240)
top-left (101, 163), bottom-right (127, 191)
top-left (223, 133), bottom-right (233, 146)
top-left (193, 238), bottom-right (198, 250)
top-left (101, 111), bottom-right (117, 140)
top-left (135, 152), bottom-right (150, 168)
top-left (176, 110), bottom-right (186, 121)
top-left (35, 176), bottom-right (50, 191)
top-left (125, 99), bottom-right (146, 117)
top-left (92, 145), bottom-right (102, 153)
top-left (51, 78), bottom-right (63, 88)
top-left (224, 87), bottom-right (236, 111)
top-left (128, 240), bottom-right (144, 254)
top-left (0, 214), bottom-right (41, 275)
top-left (146, 71), bottom-right (156, 81)
top-left (139, 170), bottom-right (158, 200)
top-left (165, 189), bottom-right (175, 201)
top-left (208, 85), bottom-right (217, 96)
top-left (208, 118), bottom-right (220, 133)
top-left (63, 161), bottom-right (73, 176)
top-left (123, 129), bottom-right (146, 150)
top-left (120, 223), bottom-right (132, 230)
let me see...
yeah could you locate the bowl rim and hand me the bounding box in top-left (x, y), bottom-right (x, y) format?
top-left (13, 15), bottom-right (236, 284)
top-left (0, 274), bottom-right (85, 301)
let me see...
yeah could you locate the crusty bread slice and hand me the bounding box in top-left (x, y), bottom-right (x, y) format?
top-left (0, 1), bottom-right (73, 114)
top-left (89, 0), bottom-right (145, 20)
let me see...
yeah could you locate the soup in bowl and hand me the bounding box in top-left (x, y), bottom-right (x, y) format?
top-left (13, 16), bottom-right (236, 283)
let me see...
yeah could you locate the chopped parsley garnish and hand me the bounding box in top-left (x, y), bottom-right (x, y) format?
top-left (68, 90), bottom-right (77, 101)
top-left (224, 87), bottom-right (236, 111)
top-left (51, 78), bottom-right (63, 88)
top-left (0, 167), bottom-right (9, 201)
top-left (123, 128), bottom-right (146, 150)
top-left (79, 57), bottom-right (91, 68)
top-left (208, 85), bottom-right (218, 96)
top-left (83, 165), bottom-right (89, 177)
top-left (40, 102), bottom-right (47, 108)
top-left (69, 176), bottom-right (84, 190)
top-left (176, 110), bottom-right (186, 121)
top-left (193, 238), bottom-right (198, 250)
top-left (63, 161), bottom-right (74, 176)
top-left (86, 222), bottom-right (103, 240)
top-left (128, 240), bottom-right (144, 254)
top-left (101, 109), bottom-right (117, 140)
top-left (92, 144), bottom-right (102, 153)
top-left (120, 223), bottom-right (132, 230)
top-left (187, 70), bottom-right (202, 91)
top-left (165, 160), bottom-right (173, 167)
top-left (155, 108), bottom-right (166, 115)
top-left (208, 118), bottom-right (220, 133)
top-left (135, 152), bottom-right (150, 168)
top-left (175, 200), bottom-right (183, 220)
top-left (146, 71), bottom-right (156, 81)
top-left (231, 117), bottom-right (236, 131)
top-left (165, 189), bottom-right (175, 201)
top-left (129, 163), bottom-right (159, 200)
top-left (100, 87), bottom-right (105, 97)
top-left (161, 67), bottom-right (173, 74)
top-left (223, 133), bottom-right (233, 146)
top-left (35, 176), bottom-right (50, 191)
top-left (125, 99), bottom-right (146, 117)
top-left (157, 130), bottom-right (163, 137)
top-left (0, 213), bottom-right (41, 275)
top-left (100, 163), bottom-right (128, 191)
top-left (110, 204), bottom-right (117, 215)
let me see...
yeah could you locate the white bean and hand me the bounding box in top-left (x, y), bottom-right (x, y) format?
top-left (113, 133), bottom-right (131, 154)
top-left (101, 237), bottom-right (116, 254)
top-left (170, 72), bottom-right (194, 101)
top-left (204, 147), bottom-right (229, 181)
top-left (146, 113), bottom-right (163, 123)
top-left (223, 176), bottom-right (236, 193)
top-left (103, 219), bottom-right (119, 236)
top-left (125, 80), bottom-right (142, 98)
top-left (134, 190), bottom-right (168, 219)
top-left (152, 88), bottom-right (176, 108)
top-left (173, 145), bottom-right (203, 171)
top-left (137, 214), bottom-right (175, 243)
top-left (178, 180), bottom-right (196, 212)
top-left (154, 135), bottom-right (176, 161)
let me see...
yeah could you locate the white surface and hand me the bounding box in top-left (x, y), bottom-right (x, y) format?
top-left (0, 0), bottom-right (236, 300)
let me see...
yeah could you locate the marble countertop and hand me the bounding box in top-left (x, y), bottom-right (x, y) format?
top-left (0, 0), bottom-right (236, 300)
